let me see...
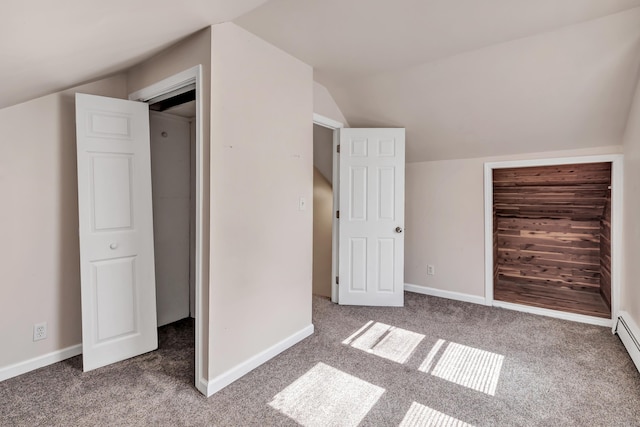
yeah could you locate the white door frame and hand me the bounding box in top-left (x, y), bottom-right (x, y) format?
top-left (129, 65), bottom-right (205, 391)
top-left (312, 113), bottom-right (343, 303)
top-left (483, 154), bottom-right (623, 329)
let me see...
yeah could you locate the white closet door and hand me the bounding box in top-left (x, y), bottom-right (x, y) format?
top-left (76, 93), bottom-right (157, 371)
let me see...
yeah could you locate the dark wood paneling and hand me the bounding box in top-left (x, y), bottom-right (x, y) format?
top-left (496, 217), bottom-right (601, 292)
top-left (493, 162), bottom-right (612, 186)
top-left (494, 163), bottom-right (611, 220)
top-left (495, 280), bottom-right (610, 318)
top-left (600, 189), bottom-right (611, 309)
top-left (493, 162), bottom-right (612, 318)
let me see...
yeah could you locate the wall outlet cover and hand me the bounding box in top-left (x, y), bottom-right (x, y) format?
top-left (33, 322), bottom-right (47, 341)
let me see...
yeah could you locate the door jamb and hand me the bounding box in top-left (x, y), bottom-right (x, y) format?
top-left (313, 113), bottom-right (343, 303)
top-left (483, 154), bottom-right (623, 329)
top-left (128, 65), bottom-right (205, 392)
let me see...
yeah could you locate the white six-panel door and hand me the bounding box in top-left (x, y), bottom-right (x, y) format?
top-left (338, 128), bottom-right (405, 306)
top-left (76, 93), bottom-right (158, 371)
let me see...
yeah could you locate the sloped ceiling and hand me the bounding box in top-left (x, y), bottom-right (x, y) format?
top-left (236, 0), bottom-right (640, 161)
top-left (0, 0), bottom-right (268, 110)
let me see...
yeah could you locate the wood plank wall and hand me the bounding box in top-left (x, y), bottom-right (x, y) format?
top-left (493, 163), bottom-right (612, 303)
top-left (496, 217), bottom-right (601, 291)
top-left (493, 163), bottom-right (611, 220)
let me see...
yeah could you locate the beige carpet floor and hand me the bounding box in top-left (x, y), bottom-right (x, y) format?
top-left (1, 292), bottom-right (639, 426)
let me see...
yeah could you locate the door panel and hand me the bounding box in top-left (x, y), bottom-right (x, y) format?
top-left (76, 93), bottom-right (157, 372)
top-left (92, 257), bottom-right (137, 341)
top-left (91, 155), bottom-right (133, 230)
top-left (338, 128), bottom-right (405, 306)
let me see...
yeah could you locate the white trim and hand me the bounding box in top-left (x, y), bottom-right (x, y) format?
top-left (616, 311), bottom-right (640, 372)
top-left (404, 283), bottom-right (613, 327)
top-left (484, 155), bottom-right (621, 170)
top-left (405, 283), bottom-right (486, 305)
top-left (0, 344), bottom-right (82, 382)
top-left (129, 65), bottom-right (206, 395)
top-left (312, 113), bottom-right (343, 304)
top-left (494, 301), bottom-right (613, 327)
top-left (610, 158), bottom-right (624, 330)
top-left (483, 161), bottom-right (494, 305)
top-left (313, 113), bottom-right (344, 129)
top-left (200, 324), bottom-right (314, 397)
top-left (129, 66), bottom-right (201, 103)
top-left (331, 130), bottom-right (340, 303)
top-left (483, 154), bottom-right (623, 324)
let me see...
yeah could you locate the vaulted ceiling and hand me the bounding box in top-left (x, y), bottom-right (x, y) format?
top-left (3, 1), bottom-right (640, 162)
top-left (0, 0), bottom-right (268, 110)
top-left (236, 0), bottom-right (640, 161)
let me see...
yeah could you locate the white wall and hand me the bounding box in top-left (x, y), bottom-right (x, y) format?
top-left (0, 75), bottom-right (128, 372)
top-left (149, 112), bottom-right (191, 326)
top-left (405, 145), bottom-right (623, 299)
top-left (208, 23), bottom-right (313, 378)
top-left (313, 81), bottom-right (348, 126)
top-left (622, 72), bottom-right (640, 324)
top-left (189, 119), bottom-right (196, 317)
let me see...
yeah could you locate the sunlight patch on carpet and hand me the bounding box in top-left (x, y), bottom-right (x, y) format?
top-left (343, 321), bottom-right (425, 364)
top-left (418, 339), bottom-right (446, 373)
top-left (421, 341), bottom-right (504, 396)
top-left (269, 362), bottom-right (385, 427)
top-left (399, 402), bottom-right (474, 427)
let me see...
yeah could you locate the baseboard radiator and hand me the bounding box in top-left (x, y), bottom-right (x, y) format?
top-left (615, 311), bottom-right (640, 373)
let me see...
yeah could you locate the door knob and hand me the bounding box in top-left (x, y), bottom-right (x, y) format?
top-left (395, 227), bottom-right (403, 233)
top-left (109, 243), bottom-right (118, 250)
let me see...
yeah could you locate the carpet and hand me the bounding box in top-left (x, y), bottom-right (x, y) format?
top-left (1, 292), bottom-right (639, 426)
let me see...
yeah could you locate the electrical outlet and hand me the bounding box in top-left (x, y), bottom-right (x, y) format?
top-left (33, 322), bottom-right (47, 341)
top-left (427, 265), bottom-right (435, 276)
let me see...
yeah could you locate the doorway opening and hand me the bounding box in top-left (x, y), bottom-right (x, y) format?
top-left (493, 162), bottom-right (611, 318)
top-left (129, 65), bottom-right (205, 393)
top-left (312, 123), bottom-right (334, 299)
top-left (148, 98), bottom-right (196, 326)
top-left (484, 155), bottom-right (623, 328)
top-left (312, 114), bottom-right (342, 303)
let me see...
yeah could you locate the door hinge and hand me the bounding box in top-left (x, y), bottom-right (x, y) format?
top-left (336, 210), bottom-right (340, 219)
top-left (337, 144), bottom-right (340, 153)
top-left (336, 276), bottom-right (339, 285)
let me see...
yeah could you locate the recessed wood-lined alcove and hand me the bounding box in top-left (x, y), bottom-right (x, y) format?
top-left (493, 162), bottom-right (612, 318)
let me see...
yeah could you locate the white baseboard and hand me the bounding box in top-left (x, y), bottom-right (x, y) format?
top-left (0, 344), bottom-right (82, 382)
top-left (616, 311), bottom-right (640, 373)
top-left (201, 324), bottom-right (314, 397)
top-left (493, 300), bottom-right (613, 327)
top-left (405, 283), bottom-right (487, 306)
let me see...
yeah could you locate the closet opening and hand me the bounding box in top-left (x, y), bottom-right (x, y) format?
top-left (144, 89), bottom-right (197, 385)
top-left (129, 65), bottom-right (206, 394)
top-left (492, 162), bottom-right (612, 319)
top-left (148, 92), bottom-right (196, 328)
